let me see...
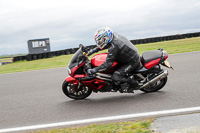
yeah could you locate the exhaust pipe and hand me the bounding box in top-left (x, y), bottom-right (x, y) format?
top-left (96, 73), bottom-right (112, 81)
top-left (96, 73), bottom-right (112, 78)
top-left (141, 70), bottom-right (168, 89)
top-left (96, 76), bottom-right (112, 81)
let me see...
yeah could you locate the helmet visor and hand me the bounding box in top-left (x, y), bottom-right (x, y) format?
top-left (96, 37), bottom-right (106, 49)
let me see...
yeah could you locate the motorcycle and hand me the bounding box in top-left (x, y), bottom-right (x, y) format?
top-left (62, 44), bottom-right (173, 100)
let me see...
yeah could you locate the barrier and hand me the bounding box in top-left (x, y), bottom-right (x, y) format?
top-left (0, 57), bottom-right (13, 65)
top-left (11, 32), bottom-right (200, 62)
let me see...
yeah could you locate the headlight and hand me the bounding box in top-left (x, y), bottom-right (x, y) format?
top-left (68, 67), bottom-right (71, 75)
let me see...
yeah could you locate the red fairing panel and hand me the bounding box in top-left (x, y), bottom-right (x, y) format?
top-left (81, 78), bottom-right (107, 90)
top-left (70, 62), bottom-right (85, 77)
top-left (66, 76), bottom-right (107, 91)
top-left (74, 74), bottom-right (87, 79)
top-left (144, 58), bottom-right (161, 69)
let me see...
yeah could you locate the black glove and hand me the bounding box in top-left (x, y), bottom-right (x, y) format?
top-left (82, 46), bottom-right (88, 53)
top-left (87, 68), bottom-right (97, 75)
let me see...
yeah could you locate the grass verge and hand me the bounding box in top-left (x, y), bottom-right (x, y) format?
top-left (35, 119), bottom-right (153, 133)
top-left (0, 37), bottom-right (200, 74)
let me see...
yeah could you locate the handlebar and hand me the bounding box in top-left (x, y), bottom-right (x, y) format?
top-left (82, 45), bottom-right (88, 53)
top-left (80, 45), bottom-right (90, 56)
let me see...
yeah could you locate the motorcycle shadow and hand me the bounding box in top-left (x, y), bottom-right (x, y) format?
top-left (58, 91), bottom-right (169, 118)
top-left (63, 91), bottom-right (167, 106)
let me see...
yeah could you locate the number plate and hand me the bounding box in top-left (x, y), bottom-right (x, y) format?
top-left (164, 60), bottom-right (171, 68)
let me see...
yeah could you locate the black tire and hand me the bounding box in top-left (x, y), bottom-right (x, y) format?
top-left (140, 69), bottom-right (168, 93)
top-left (62, 80), bottom-right (92, 100)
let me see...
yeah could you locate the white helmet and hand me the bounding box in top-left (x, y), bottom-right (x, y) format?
top-left (94, 27), bottom-right (113, 49)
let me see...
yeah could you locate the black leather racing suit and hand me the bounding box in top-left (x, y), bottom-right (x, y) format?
top-left (89, 33), bottom-right (142, 85)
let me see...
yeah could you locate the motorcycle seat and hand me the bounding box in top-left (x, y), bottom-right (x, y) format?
top-left (142, 50), bottom-right (162, 63)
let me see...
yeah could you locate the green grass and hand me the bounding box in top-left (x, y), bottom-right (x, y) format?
top-left (0, 55), bottom-right (73, 74)
top-left (0, 37), bottom-right (200, 74)
top-left (35, 119), bottom-right (153, 133)
top-left (136, 37), bottom-right (200, 54)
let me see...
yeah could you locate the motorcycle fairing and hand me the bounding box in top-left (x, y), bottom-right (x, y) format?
top-left (66, 75), bottom-right (107, 90)
top-left (81, 78), bottom-right (107, 90)
top-left (70, 62), bottom-right (85, 77)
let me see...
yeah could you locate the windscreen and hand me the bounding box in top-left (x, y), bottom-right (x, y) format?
top-left (68, 48), bottom-right (83, 69)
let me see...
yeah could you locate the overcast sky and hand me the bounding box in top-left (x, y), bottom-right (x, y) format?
top-left (0, 0), bottom-right (200, 55)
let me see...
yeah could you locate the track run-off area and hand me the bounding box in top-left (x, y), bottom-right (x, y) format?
top-left (0, 51), bottom-right (200, 132)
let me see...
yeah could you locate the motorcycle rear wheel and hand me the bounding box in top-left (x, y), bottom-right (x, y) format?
top-left (62, 80), bottom-right (92, 100)
top-left (140, 69), bottom-right (168, 93)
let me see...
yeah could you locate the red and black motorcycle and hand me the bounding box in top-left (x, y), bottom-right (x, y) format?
top-left (62, 44), bottom-right (173, 100)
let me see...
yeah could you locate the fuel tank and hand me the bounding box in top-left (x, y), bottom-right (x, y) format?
top-left (91, 53), bottom-right (120, 73)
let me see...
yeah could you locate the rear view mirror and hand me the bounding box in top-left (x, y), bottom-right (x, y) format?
top-left (79, 44), bottom-right (83, 49)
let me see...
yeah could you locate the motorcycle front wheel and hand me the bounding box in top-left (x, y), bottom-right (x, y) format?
top-left (62, 80), bottom-right (92, 100)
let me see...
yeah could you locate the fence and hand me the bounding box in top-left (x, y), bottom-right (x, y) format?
top-left (12, 45), bottom-right (96, 62)
top-left (130, 32), bottom-right (200, 44)
top-left (13, 32), bottom-right (200, 62)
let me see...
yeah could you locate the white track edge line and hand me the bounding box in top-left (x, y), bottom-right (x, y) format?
top-left (1, 106), bottom-right (200, 133)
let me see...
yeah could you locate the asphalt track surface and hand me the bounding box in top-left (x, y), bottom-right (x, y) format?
top-left (0, 51), bottom-right (200, 130)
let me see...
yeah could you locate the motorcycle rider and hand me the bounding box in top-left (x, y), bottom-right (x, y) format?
top-left (87, 27), bottom-right (142, 91)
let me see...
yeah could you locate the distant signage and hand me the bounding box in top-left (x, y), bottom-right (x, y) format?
top-left (27, 38), bottom-right (51, 54)
top-left (32, 40), bottom-right (46, 48)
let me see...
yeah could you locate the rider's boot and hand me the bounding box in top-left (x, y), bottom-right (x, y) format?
top-left (127, 77), bottom-right (143, 92)
top-left (113, 81), bottom-right (120, 91)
